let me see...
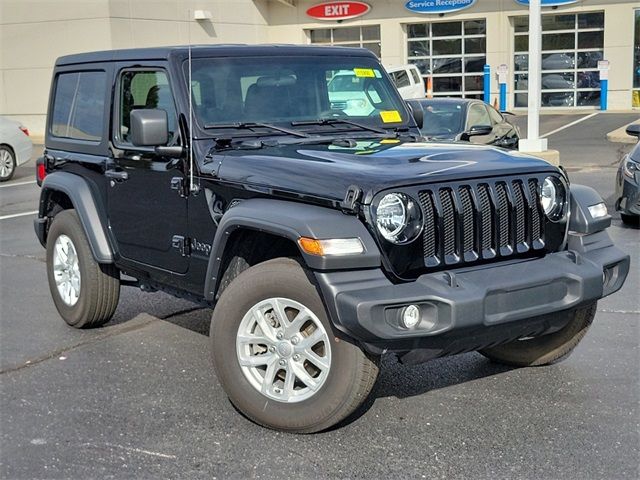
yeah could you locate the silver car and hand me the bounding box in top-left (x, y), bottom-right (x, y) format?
top-left (0, 116), bottom-right (33, 181)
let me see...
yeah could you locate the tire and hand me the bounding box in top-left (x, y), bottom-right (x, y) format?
top-left (46, 209), bottom-right (120, 328)
top-left (0, 146), bottom-right (16, 182)
top-left (621, 213), bottom-right (639, 227)
top-left (210, 257), bottom-right (379, 433)
top-left (479, 302), bottom-right (597, 367)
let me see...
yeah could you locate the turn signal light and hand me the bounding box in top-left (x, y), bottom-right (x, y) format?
top-left (298, 237), bottom-right (364, 256)
top-left (587, 202), bottom-right (608, 219)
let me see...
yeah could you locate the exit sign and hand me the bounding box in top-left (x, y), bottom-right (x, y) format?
top-left (306, 2), bottom-right (371, 21)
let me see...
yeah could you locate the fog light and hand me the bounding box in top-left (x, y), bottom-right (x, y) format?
top-left (401, 305), bottom-right (421, 329)
top-left (588, 202), bottom-right (608, 219)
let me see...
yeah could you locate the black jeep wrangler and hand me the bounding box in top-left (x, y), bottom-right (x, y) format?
top-left (35, 45), bottom-right (629, 433)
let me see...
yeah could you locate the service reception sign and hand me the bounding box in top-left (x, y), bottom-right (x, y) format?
top-left (404, 0), bottom-right (477, 15)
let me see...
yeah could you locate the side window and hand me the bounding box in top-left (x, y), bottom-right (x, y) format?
top-left (117, 70), bottom-right (177, 145)
top-left (410, 67), bottom-right (422, 85)
top-left (50, 71), bottom-right (106, 141)
top-left (391, 70), bottom-right (411, 89)
top-left (488, 105), bottom-right (504, 125)
top-left (467, 103), bottom-right (491, 128)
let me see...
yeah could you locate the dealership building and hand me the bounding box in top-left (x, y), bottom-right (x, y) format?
top-left (1, 0), bottom-right (639, 137)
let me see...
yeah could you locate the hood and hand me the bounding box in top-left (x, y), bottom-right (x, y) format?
top-left (215, 139), bottom-right (558, 204)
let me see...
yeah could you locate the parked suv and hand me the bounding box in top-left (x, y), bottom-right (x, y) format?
top-left (386, 64), bottom-right (426, 99)
top-left (35, 45), bottom-right (629, 433)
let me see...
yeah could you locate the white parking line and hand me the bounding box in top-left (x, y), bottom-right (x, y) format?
top-left (0, 210), bottom-right (38, 221)
top-left (540, 112), bottom-right (599, 138)
top-left (0, 180), bottom-right (36, 188)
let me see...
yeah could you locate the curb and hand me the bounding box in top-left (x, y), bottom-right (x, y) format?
top-left (606, 121), bottom-right (640, 144)
top-left (520, 149), bottom-right (560, 166)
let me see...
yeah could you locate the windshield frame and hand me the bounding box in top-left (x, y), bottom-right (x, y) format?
top-left (181, 54), bottom-right (413, 137)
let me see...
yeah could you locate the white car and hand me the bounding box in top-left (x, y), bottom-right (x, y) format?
top-left (386, 64), bottom-right (426, 100)
top-left (0, 116), bottom-right (33, 181)
top-left (327, 71), bottom-right (376, 116)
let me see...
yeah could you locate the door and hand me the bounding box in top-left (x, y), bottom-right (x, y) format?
top-left (107, 66), bottom-right (189, 273)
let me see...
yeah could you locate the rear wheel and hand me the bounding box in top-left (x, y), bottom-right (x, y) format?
top-left (0, 146), bottom-right (16, 182)
top-left (479, 302), bottom-right (597, 367)
top-left (210, 258), bottom-right (379, 433)
top-left (46, 210), bottom-right (120, 328)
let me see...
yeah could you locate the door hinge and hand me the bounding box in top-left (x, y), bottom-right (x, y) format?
top-left (340, 185), bottom-right (362, 214)
top-left (172, 235), bottom-right (191, 256)
top-left (170, 177), bottom-right (189, 198)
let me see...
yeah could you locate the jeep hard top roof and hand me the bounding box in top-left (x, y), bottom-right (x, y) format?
top-left (55, 44), bottom-right (376, 66)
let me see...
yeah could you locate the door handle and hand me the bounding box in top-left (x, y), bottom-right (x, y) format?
top-left (105, 169), bottom-right (129, 181)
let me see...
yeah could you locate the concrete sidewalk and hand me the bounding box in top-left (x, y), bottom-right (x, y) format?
top-left (607, 120), bottom-right (640, 144)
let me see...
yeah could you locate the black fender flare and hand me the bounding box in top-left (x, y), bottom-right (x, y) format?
top-left (36, 172), bottom-right (114, 263)
top-left (203, 198), bottom-right (381, 301)
top-left (569, 184), bottom-right (611, 234)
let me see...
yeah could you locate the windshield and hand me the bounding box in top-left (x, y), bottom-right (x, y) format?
top-left (186, 56), bottom-right (409, 132)
top-left (420, 102), bottom-right (464, 137)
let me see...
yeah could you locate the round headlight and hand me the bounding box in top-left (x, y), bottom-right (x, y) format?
top-left (375, 193), bottom-right (422, 244)
top-left (540, 176), bottom-right (566, 220)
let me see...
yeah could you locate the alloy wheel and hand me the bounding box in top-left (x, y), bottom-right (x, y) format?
top-left (52, 234), bottom-right (81, 306)
top-left (0, 149), bottom-right (14, 179)
top-left (236, 297), bottom-right (332, 403)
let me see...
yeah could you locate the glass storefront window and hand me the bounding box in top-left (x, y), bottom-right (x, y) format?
top-left (513, 12), bottom-right (604, 108)
top-left (407, 19), bottom-right (486, 98)
top-left (308, 26), bottom-right (381, 58)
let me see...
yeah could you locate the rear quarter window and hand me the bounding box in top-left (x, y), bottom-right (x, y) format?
top-left (50, 71), bottom-right (107, 142)
top-left (390, 70), bottom-right (411, 89)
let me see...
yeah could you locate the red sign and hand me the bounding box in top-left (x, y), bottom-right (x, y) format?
top-left (306, 1), bottom-right (371, 21)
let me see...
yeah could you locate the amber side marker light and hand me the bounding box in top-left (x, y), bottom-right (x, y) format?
top-left (298, 237), bottom-right (364, 256)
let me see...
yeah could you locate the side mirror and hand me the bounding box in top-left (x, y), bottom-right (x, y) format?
top-left (625, 124), bottom-right (640, 138)
top-left (130, 109), bottom-right (168, 147)
top-left (460, 124), bottom-right (493, 141)
top-left (405, 99), bottom-right (423, 129)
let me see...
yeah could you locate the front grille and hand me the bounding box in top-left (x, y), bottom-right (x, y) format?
top-left (418, 178), bottom-right (545, 267)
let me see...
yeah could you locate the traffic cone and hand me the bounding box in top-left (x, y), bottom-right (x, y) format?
top-left (426, 77), bottom-right (433, 99)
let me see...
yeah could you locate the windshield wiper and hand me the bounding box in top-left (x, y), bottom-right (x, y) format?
top-left (290, 118), bottom-right (388, 135)
top-left (203, 122), bottom-right (310, 138)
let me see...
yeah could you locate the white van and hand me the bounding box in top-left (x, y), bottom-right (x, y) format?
top-left (385, 64), bottom-right (426, 99)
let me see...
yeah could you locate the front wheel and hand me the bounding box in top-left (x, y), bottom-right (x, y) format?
top-left (479, 302), bottom-right (597, 367)
top-left (46, 210), bottom-right (120, 328)
top-left (210, 258), bottom-right (379, 433)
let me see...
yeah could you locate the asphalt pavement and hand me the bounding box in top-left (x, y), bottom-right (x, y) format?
top-left (1, 114), bottom-right (638, 479)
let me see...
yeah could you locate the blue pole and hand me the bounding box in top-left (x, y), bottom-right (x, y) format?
top-left (499, 83), bottom-right (507, 111)
top-left (600, 78), bottom-right (608, 111)
top-left (483, 65), bottom-right (490, 103)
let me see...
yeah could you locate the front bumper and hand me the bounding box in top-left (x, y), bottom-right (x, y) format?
top-left (316, 230), bottom-right (629, 359)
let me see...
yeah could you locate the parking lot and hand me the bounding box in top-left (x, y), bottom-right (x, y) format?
top-left (1, 112), bottom-right (638, 479)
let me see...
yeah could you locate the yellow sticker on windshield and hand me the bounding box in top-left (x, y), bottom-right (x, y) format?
top-left (380, 138), bottom-right (401, 144)
top-left (380, 110), bottom-right (402, 123)
top-left (353, 68), bottom-right (375, 78)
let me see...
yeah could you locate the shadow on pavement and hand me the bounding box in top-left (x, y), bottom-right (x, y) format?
top-left (335, 352), bottom-right (514, 430)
